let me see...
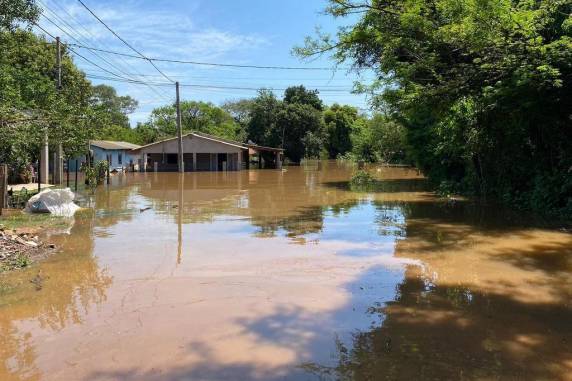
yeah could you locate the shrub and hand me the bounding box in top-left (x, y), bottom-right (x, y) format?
top-left (350, 170), bottom-right (375, 188)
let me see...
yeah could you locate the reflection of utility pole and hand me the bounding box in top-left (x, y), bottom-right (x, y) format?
top-left (177, 172), bottom-right (183, 265)
top-left (176, 81), bottom-right (184, 173)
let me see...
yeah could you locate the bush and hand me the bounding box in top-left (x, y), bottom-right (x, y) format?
top-left (350, 170), bottom-right (375, 188)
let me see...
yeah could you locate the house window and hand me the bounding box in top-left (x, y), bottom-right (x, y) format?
top-left (118, 153), bottom-right (123, 165)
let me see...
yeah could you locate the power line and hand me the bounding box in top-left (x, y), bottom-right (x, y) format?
top-left (68, 43), bottom-right (346, 71)
top-left (35, 13), bottom-right (173, 102)
top-left (33, 22), bottom-right (135, 81)
top-left (40, 0), bottom-right (173, 102)
top-left (84, 74), bottom-right (356, 93)
top-left (76, 0), bottom-right (175, 83)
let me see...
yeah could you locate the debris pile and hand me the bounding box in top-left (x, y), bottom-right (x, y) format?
top-left (0, 227), bottom-right (55, 271)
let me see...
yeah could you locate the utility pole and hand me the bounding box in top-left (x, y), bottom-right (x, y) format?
top-left (54, 36), bottom-right (64, 185)
top-left (176, 81), bottom-right (184, 173)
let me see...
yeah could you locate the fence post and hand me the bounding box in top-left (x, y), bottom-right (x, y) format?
top-left (0, 164), bottom-right (7, 216)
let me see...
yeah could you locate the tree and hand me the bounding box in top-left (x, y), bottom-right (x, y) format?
top-left (143, 101), bottom-right (245, 142)
top-left (351, 114), bottom-right (407, 163)
top-left (222, 99), bottom-right (254, 128)
top-left (0, 29), bottom-right (92, 173)
top-left (246, 89), bottom-right (280, 145)
top-left (246, 87), bottom-right (326, 162)
top-left (284, 85), bottom-right (323, 111)
top-left (324, 104), bottom-right (357, 158)
top-left (276, 102), bottom-right (325, 162)
top-left (90, 84), bottom-right (137, 129)
top-left (0, 0), bottom-right (40, 31)
top-left (298, 0), bottom-right (572, 217)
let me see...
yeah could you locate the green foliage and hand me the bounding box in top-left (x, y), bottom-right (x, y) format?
top-left (299, 0), bottom-right (572, 218)
top-left (87, 84), bottom-right (140, 144)
top-left (324, 104), bottom-right (357, 158)
top-left (82, 160), bottom-right (107, 193)
top-left (0, 29), bottom-right (92, 173)
top-left (276, 102), bottom-right (325, 162)
top-left (1, 253), bottom-right (31, 272)
top-left (351, 114), bottom-right (407, 163)
top-left (350, 170), bottom-right (375, 188)
top-left (245, 87), bottom-right (327, 163)
top-left (0, 0), bottom-right (40, 31)
top-left (142, 100), bottom-right (246, 143)
top-left (284, 85), bottom-right (323, 110)
top-left (90, 84), bottom-right (137, 129)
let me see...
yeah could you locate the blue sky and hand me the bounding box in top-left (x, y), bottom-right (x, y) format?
top-left (36, 0), bottom-right (373, 125)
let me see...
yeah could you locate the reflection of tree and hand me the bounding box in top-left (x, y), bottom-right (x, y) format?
top-left (0, 209), bottom-right (112, 380)
top-left (250, 200), bottom-right (363, 241)
top-left (300, 198), bottom-right (572, 380)
top-left (303, 265), bottom-right (572, 380)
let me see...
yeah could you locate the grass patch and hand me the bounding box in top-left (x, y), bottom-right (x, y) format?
top-left (0, 212), bottom-right (68, 232)
top-left (0, 254), bottom-right (31, 273)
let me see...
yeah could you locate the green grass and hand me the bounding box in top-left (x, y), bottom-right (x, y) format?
top-left (0, 212), bottom-right (68, 232)
top-left (0, 253), bottom-right (32, 274)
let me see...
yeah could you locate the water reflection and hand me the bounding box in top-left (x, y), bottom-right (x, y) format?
top-left (0, 209), bottom-right (112, 380)
top-left (304, 265), bottom-right (572, 380)
top-left (0, 161), bottom-right (570, 380)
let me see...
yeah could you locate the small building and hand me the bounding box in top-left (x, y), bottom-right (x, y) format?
top-left (69, 140), bottom-right (141, 171)
top-left (131, 132), bottom-right (283, 172)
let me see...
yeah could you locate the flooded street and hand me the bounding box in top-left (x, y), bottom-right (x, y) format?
top-left (1, 162), bottom-right (571, 380)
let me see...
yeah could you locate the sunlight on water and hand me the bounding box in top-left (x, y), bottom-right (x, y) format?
top-left (0, 162), bottom-right (571, 380)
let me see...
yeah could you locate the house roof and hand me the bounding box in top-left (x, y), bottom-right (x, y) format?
top-left (131, 132), bottom-right (248, 151)
top-left (90, 140), bottom-right (141, 150)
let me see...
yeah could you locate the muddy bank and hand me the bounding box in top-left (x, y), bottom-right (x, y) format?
top-left (0, 226), bottom-right (57, 273)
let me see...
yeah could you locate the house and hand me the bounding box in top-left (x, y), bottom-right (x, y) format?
top-left (69, 140), bottom-right (141, 171)
top-left (131, 132), bottom-right (283, 172)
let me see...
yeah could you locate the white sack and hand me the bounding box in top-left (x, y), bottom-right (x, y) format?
top-left (25, 188), bottom-right (80, 217)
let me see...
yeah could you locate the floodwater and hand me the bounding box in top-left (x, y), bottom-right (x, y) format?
top-left (0, 161), bottom-right (571, 381)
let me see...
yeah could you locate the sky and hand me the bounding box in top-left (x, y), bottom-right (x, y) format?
top-left (35, 0), bottom-right (373, 126)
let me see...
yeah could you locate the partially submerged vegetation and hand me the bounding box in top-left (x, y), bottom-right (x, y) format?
top-left (349, 170), bottom-right (376, 189)
top-left (298, 0), bottom-right (572, 219)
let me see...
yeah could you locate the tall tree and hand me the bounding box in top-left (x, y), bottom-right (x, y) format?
top-left (298, 0), bottom-right (572, 216)
top-left (284, 85), bottom-right (323, 111)
top-left (90, 84), bottom-right (137, 129)
top-left (0, 30), bottom-right (92, 172)
top-left (0, 0), bottom-right (40, 31)
top-left (143, 101), bottom-right (245, 142)
top-left (324, 104), bottom-right (357, 158)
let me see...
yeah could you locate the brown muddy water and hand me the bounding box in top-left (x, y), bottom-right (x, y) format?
top-left (0, 161), bottom-right (571, 381)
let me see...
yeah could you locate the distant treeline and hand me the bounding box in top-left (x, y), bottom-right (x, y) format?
top-left (128, 86), bottom-right (407, 164)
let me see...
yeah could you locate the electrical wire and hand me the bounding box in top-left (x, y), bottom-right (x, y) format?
top-left (76, 0), bottom-right (175, 83)
top-left (41, 0), bottom-right (173, 102)
top-left (70, 43), bottom-right (345, 71)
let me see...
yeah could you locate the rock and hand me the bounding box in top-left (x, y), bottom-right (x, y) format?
top-left (24, 241), bottom-right (38, 247)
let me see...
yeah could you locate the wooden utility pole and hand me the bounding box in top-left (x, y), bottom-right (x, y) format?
top-left (54, 36), bottom-right (64, 185)
top-left (176, 81), bottom-right (184, 173)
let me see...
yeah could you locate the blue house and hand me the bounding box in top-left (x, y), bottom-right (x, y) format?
top-left (69, 140), bottom-right (141, 171)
